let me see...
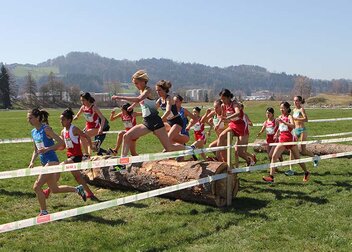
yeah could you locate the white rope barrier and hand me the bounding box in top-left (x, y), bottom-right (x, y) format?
top-left (0, 173), bottom-right (227, 233)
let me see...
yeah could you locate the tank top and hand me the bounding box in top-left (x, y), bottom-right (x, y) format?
top-left (31, 124), bottom-right (56, 157)
top-left (179, 107), bottom-right (189, 135)
top-left (279, 115), bottom-right (293, 133)
top-left (122, 113), bottom-right (136, 131)
top-left (292, 108), bottom-right (303, 119)
top-left (213, 114), bottom-right (224, 129)
top-left (82, 105), bottom-right (100, 129)
top-left (193, 119), bottom-right (205, 139)
top-left (264, 119), bottom-right (277, 135)
top-left (158, 96), bottom-right (180, 119)
top-left (225, 101), bottom-right (244, 122)
top-left (63, 124), bottom-right (82, 157)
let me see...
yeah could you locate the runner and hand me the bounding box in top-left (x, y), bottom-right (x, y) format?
top-left (73, 92), bottom-right (109, 158)
top-left (27, 108), bottom-right (86, 216)
top-left (171, 94), bottom-right (196, 145)
top-left (257, 107), bottom-right (278, 159)
top-left (155, 80), bottom-right (184, 145)
top-left (262, 102), bottom-right (310, 183)
top-left (185, 107), bottom-right (208, 160)
top-left (108, 103), bottom-right (141, 156)
top-left (216, 89), bottom-right (253, 164)
top-left (202, 99), bottom-right (225, 160)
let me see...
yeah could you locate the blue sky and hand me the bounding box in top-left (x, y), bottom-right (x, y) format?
top-left (1, 0), bottom-right (351, 80)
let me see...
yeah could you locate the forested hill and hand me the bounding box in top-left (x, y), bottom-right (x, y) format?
top-left (9, 52), bottom-right (351, 94)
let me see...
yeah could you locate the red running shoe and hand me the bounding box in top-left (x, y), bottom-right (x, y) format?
top-left (262, 176), bottom-right (274, 183)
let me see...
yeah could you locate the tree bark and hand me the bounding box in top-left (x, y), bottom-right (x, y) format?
top-left (82, 157), bottom-right (239, 207)
top-left (253, 140), bottom-right (352, 155)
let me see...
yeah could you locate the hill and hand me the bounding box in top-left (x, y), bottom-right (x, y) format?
top-left (6, 52), bottom-right (352, 95)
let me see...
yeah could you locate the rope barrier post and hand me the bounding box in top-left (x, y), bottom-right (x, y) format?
top-left (226, 132), bottom-right (233, 207)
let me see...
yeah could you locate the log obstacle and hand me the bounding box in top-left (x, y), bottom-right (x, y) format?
top-left (82, 156), bottom-right (239, 207)
top-left (253, 140), bottom-right (352, 155)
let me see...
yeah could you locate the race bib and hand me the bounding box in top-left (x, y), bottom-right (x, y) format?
top-left (140, 103), bottom-right (151, 117)
top-left (65, 138), bottom-right (74, 149)
top-left (193, 123), bottom-right (201, 131)
top-left (279, 123), bottom-right (288, 132)
top-left (83, 113), bottom-right (94, 122)
top-left (293, 111), bottom-right (300, 119)
top-left (35, 140), bottom-right (45, 150)
top-left (123, 120), bottom-right (133, 129)
top-left (266, 126), bottom-right (275, 135)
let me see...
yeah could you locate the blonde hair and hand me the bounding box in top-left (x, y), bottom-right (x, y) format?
top-left (132, 70), bottom-right (149, 83)
top-left (156, 80), bottom-right (172, 93)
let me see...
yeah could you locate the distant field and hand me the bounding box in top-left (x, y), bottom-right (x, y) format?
top-left (0, 106), bottom-right (351, 251)
top-left (12, 66), bottom-right (60, 79)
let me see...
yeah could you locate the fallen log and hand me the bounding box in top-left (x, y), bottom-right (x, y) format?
top-left (253, 140), bottom-right (352, 156)
top-left (82, 157), bottom-right (239, 207)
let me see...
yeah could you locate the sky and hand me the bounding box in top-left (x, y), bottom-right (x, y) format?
top-left (1, 0), bottom-right (351, 80)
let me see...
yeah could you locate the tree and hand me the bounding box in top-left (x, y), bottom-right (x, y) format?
top-left (24, 72), bottom-right (38, 106)
top-left (0, 64), bottom-right (12, 108)
top-left (292, 76), bottom-right (312, 98)
top-left (67, 85), bottom-right (81, 105)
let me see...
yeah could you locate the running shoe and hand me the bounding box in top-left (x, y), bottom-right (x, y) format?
top-left (82, 155), bottom-right (90, 161)
top-left (262, 176), bottom-right (274, 183)
top-left (76, 185), bottom-right (87, 201)
top-left (114, 165), bottom-right (126, 171)
top-left (43, 188), bottom-right (51, 199)
top-left (313, 155), bottom-right (319, 167)
top-left (38, 210), bottom-right (49, 216)
top-left (303, 171), bottom-right (310, 182)
top-left (86, 193), bottom-right (99, 201)
top-left (284, 170), bottom-right (295, 176)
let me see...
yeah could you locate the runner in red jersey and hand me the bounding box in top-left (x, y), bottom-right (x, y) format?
top-left (73, 92), bottom-right (108, 158)
top-left (216, 89), bottom-right (253, 164)
top-left (108, 103), bottom-right (141, 156)
top-left (257, 107), bottom-right (278, 159)
top-left (45, 108), bottom-right (98, 200)
top-left (262, 102), bottom-right (310, 183)
top-left (186, 106), bottom-right (208, 160)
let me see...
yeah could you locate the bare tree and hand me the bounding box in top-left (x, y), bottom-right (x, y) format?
top-left (292, 76), bottom-right (312, 98)
top-left (24, 72), bottom-right (38, 106)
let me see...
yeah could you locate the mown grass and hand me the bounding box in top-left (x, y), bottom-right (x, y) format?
top-left (12, 66), bottom-right (60, 79)
top-left (0, 103), bottom-right (351, 251)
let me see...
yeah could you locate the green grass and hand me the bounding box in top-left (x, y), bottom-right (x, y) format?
top-left (12, 66), bottom-right (60, 79)
top-left (0, 104), bottom-right (351, 251)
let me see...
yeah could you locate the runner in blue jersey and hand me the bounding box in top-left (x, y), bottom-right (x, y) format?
top-left (28, 108), bottom-right (87, 216)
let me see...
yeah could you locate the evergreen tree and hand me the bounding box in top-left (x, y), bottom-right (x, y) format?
top-left (0, 64), bottom-right (12, 108)
top-left (24, 72), bottom-right (38, 106)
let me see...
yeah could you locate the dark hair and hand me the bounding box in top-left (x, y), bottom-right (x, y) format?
top-left (214, 99), bottom-right (222, 105)
top-left (175, 94), bottom-right (184, 102)
top-left (219, 88), bottom-right (234, 99)
top-left (266, 107), bottom-right (274, 114)
top-left (238, 102), bottom-right (244, 109)
top-left (61, 108), bottom-right (75, 121)
top-left (30, 108), bottom-right (50, 124)
top-left (156, 80), bottom-right (172, 93)
top-left (121, 103), bottom-right (133, 116)
top-left (295, 95), bottom-right (305, 104)
top-left (280, 101), bottom-right (291, 114)
top-left (80, 92), bottom-right (95, 103)
top-left (193, 106), bottom-right (201, 113)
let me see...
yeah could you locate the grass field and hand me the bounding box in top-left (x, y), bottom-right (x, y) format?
top-left (0, 103), bottom-right (351, 251)
top-left (12, 66), bottom-right (60, 79)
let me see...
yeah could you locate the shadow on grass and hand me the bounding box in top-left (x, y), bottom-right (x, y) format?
top-left (244, 185), bottom-right (329, 205)
top-left (314, 180), bottom-right (352, 191)
top-left (67, 213), bottom-right (126, 226)
top-left (0, 189), bottom-right (35, 198)
top-left (125, 202), bottom-right (148, 208)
